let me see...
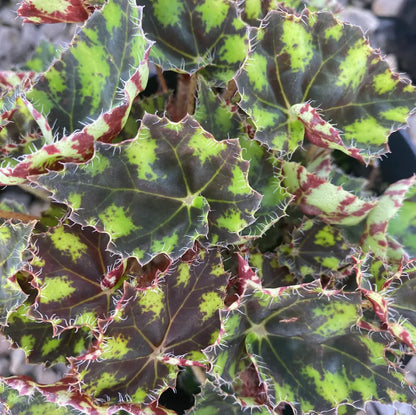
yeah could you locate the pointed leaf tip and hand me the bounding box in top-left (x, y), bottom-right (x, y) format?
top-left (282, 161), bottom-right (376, 225)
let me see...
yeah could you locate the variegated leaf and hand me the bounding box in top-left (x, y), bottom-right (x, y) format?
top-left (139, 0), bottom-right (249, 83)
top-left (354, 258), bottom-right (416, 353)
top-left (190, 380), bottom-right (271, 414)
top-left (3, 304), bottom-right (91, 365)
top-left (77, 249), bottom-right (227, 404)
top-left (361, 176), bottom-right (416, 259)
top-left (240, 137), bottom-right (291, 237)
top-left (194, 76), bottom-right (243, 140)
top-left (27, 0), bottom-right (149, 138)
top-left (386, 273), bottom-right (416, 352)
top-left (241, 0), bottom-right (341, 26)
top-left (36, 114), bottom-right (261, 263)
top-left (0, 382), bottom-right (78, 415)
top-left (282, 160), bottom-right (376, 225)
top-left (0, 0), bottom-right (151, 186)
top-left (1, 376), bottom-right (174, 415)
top-left (388, 182), bottom-right (416, 258)
top-left (277, 218), bottom-right (353, 277)
top-left (28, 223), bottom-right (124, 333)
top-left (235, 10), bottom-right (416, 159)
top-left (0, 97), bottom-right (51, 168)
top-left (21, 40), bottom-right (61, 73)
top-left (248, 251), bottom-right (297, 288)
top-left (210, 285), bottom-right (414, 413)
top-left (18, 0), bottom-right (98, 24)
top-left (0, 219), bottom-right (35, 325)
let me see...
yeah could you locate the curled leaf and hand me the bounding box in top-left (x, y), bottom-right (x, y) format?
top-left (282, 160), bottom-right (376, 225)
top-left (361, 176), bottom-right (416, 259)
top-left (18, 0), bottom-right (98, 24)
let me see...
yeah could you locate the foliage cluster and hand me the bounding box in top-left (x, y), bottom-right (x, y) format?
top-left (1, 0), bottom-right (416, 413)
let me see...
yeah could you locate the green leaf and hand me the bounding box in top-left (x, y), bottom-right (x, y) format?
top-left (194, 76), bottom-right (243, 140)
top-left (0, 220), bottom-right (35, 324)
top-left (27, 0), bottom-right (149, 137)
top-left (277, 219), bottom-right (353, 278)
top-left (29, 223), bottom-right (124, 332)
top-left (235, 10), bottom-right (416, 159)
top-left (211, 285), bottom-right (413, 413)
top-left (388, 182), bottom-right (416, 258)
top-left (0, 382), bottom-right (78, 415)
top-left (78, 249), bottom-right (228, 404)
top-left (0, 0), bottom-right (151, 186)
top-left (282, 160), bottom-right (376, 225)
top-left (139, 0), bottom-right (249, 83)
top-left (240, 136), bottom-right (291, 237)
top-left (3, 303), bottom-right (91, 365)
top-left (36, 114), bottom-right (261, 263)
top-left (190, 380), bottom-right (271, 414)
top-left (361, 176), bottom-right (416, 259)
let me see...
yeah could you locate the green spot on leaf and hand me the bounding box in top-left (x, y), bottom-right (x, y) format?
top-left (281, 17), bottom-right (314, 72)
top-left (336, 38), bottom-right (369, 90)
top-left (373, 69), bottom-right (398, 94)
top-left (199, 292), bottom-right (223, 322)
top-left (50, 226), bottom-right (88, 261)
top-left (125, 136), bottom-right (158, 181)
top-left (101, 334), bottom-right (133, 359)
top-left (153, 0), bottom-right (185, 27)
top-left (99, 204), bottom-right (139, 239)
top-left (41, 276), bottom-right (76, 304)
top-left (195, 0), bottom-right (228, 32)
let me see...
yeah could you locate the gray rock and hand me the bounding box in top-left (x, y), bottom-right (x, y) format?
top-left (0, 6), bottom-right (19, 27)
top-left (0, 25), bottom-right (21, 68)
top-left (0, 334), bottom-right (12, 355)
top-left (372, 0), bottom-right (407, 17)
top-left (372, 18), bottom-right (397, 53)
top-left (407, 113), bottom-right (416, 147)
top-left (39, 22), bottom-right (75, 46)
top-left (339, 6), bottom-right (380, 38)
top-left (33, 364), bottom-right (64, 385)
top-left (0, 357), bottom-right (11, 377)
top-left (9, 348), bottom-right (30, 375)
